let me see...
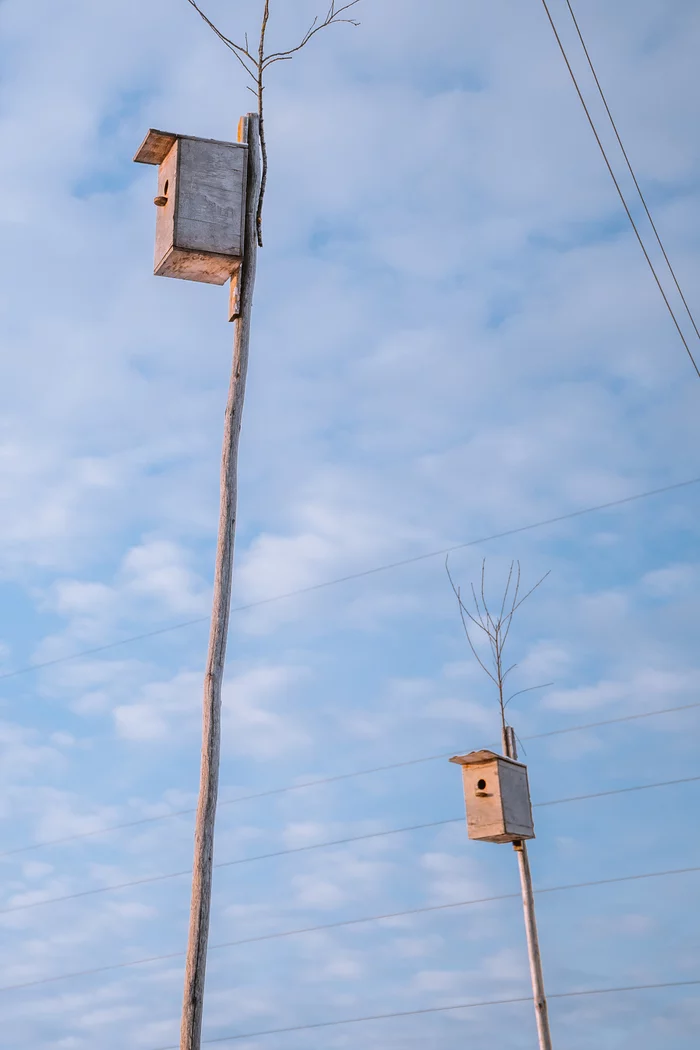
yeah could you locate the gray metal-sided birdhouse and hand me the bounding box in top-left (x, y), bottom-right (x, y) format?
top-left (133, 129), bottom-right (248, 285)
top-left (450, 749), bottom-right (535, 844)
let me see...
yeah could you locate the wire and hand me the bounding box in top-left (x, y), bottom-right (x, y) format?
top-left (535, 774), bottom-right (700, 807)
top-left (564, 0), bottom-right (700, 343)
top-left (1, 475), bottom-right (698, 686)
top-left (2, 864), bottom-right (696, 995)
top-left (524, 701), bottom-right (700, 738)
top-left (538, 0), bottom-right (700, 380)
top-left (1, 775), bottom-right (697, 918)
top-left (3, 700), bottom-right (698, 859)
top-left (148, 979), bottom-right (700, 1047)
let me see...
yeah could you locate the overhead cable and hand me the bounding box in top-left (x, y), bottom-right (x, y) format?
top-left (1, 476), bottom-right (698, 686)
top-left (564, 0), bottom-right (700, 343)
top-left (538, 0), bottom-right (700, 379)
top-left (148, 979), bottom-right (700, 1047)
top-left (3, 700), bottom-right (697, 859)
top-left (2, 864), bottom-right (697, 995)
top-left (1, 774), bottom-right (697, 917)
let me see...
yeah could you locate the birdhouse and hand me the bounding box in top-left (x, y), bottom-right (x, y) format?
top-left (449, 749), bottom-right (535, 844)
top-left (133, 129), bottom-right (248, 285)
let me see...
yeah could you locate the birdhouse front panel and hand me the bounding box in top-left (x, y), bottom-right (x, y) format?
top-left (451, 750), bottom-right (535, 844)
top-left (154, 141), bottom-right (178, 275)
top-left (134, 130), bottom-right (248, 286)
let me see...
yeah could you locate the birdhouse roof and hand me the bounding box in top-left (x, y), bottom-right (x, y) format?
top-left (133, 129), bottom-right (179, 166)
top-left (449, 749), bottom-right (525, 768)
top-left (133, 129), bottom-right (249, 166)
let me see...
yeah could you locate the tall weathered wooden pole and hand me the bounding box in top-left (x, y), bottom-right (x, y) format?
top-left (503, 726), bottom-right (553, 1050)
top-left (179, 111), bottom-right (261, 1050)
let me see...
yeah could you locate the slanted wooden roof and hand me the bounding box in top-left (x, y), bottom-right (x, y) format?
top-left (449, 749), bottom-right (525, 768)
top-left (133, 129), bottom-right (178, 165)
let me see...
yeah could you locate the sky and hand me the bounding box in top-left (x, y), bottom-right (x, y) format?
top-left (0, 0), bottom-right (699, 1047)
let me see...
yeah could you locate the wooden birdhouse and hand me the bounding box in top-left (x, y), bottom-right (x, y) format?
top-left (133, 129), bottom-right (248, 285)
top-left (449, 749), bottom-right (535, 844)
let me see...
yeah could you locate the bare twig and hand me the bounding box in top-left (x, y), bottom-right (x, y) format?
top-left (446, 558), bottom-right (549, 737)
top-left (186, 0), bottom-right (258, 79)
top-left (185, 0), bottom-right (362, 246)
top-left (505, 682), bottom-right (554, 708)
top-left (263, 0), bottom-right (362, 65)
top-left (447, 568), bottom-right (498, 688)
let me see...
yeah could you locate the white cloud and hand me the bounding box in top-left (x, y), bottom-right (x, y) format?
top-left (222, 665), bottom-right (312, 758)
top-left (112, 662), bottom-right (311, 753)
top-left (641, 562), bottom-right (700, 599)
top-left (420, 851), bottom-right (490, 907)
top-left (543, 667), bottom-right (700, 713)
top-left (42, 537), bottom-right (209, 648)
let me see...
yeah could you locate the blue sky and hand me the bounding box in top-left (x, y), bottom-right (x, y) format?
top-left (0, 0), bottom-right (699, 1046)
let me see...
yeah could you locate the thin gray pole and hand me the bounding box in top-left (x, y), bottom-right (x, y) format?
top-left (179, 111), bottom-right (262, 1050)
top-left (504, 726), bottom-right (553, 1050)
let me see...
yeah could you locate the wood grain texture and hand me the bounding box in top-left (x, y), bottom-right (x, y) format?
top-left (228, 262), bottom-right (242, 321)
top-left (499, 760), bottom-right (535, 839)
top-left (133, 128), bottom-right (178, 165)
top-left (154, 141), bottom-right (178, 274)
top-left (175, 138), bottom-right (247, 257)
top-left (506, 730), bottom-right (553, 1050)
top-left (453, 751), bottom-right (535, 843)
top-left (517, 844), bottom-right (554, 1050)
top-left (178, 112), bottom-right (261, 1050)
top-left (147, 133), bottom-right (247, 285)
top-left (156, 245), bottom-right (239, 286)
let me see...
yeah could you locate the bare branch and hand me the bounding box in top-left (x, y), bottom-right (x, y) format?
top-left (499, 561), bottom-right (515, 623)
top-left (463, 609), bottom-right (491, 637)
top-left (262, 0), bottom-right (361, 66)
top-left (502, 662), bottom-right (518, 681)
top-left (253, 0), bottom-right (272, 246)
top-left (505, 682), bottom-right (554, 708)
top-left (446, 559), bottom-right (550, 739)
top-left (185, 0), bottom-right (258, 80)
top-left (499, 561), bottom-right (521, 649)
top-left (446, 560), bottom-right (498, 687)
top-left (509, 569), bottom-right (551, 620)
top-left (470, 580), bottom-right (488, 632)
top-left (185, 0), bottom-right (361, 247)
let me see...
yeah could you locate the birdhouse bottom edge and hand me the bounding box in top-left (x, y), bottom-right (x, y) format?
top-left (155, 245), bottom-right (241, 286)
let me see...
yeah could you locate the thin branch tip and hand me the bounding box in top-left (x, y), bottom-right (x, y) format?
top-left (184, 0), bottom-right (362, 250)
top-left (447, 559), bottom-right (550, 729)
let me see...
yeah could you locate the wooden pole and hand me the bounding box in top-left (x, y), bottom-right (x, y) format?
top-left (503, 727), bottom-right (553, 1050)
top-left (179, 111), bottom-right (261, 1050)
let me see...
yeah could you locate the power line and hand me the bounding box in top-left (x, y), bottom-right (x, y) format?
top-left (148, 979), bottom-right (700, 1047)
top-left (1, 475), bottom-right (698, 686)
top-left (538, 0), bottom-right (700, 380)
top-left (535, 774), bottom-right (700, 807)
top-left (3, 700), bottom-right (698, 859)
top-left (1, 774), bottom-right (697, 917)
top-left (2, 864), bottom-right (696, 995)
top-left (524, 701), bottom-right (700, 738)
top-left (564, 0), bottom-right (700, 343)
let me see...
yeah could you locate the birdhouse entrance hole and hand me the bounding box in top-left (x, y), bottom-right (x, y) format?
top-left (134, 129), bottom-right (248, 285)
top-left (450, 749), bottom-right (535, 844)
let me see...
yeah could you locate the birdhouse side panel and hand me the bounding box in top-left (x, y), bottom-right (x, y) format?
top-left (154, 141), bottom-right (179, 274)
top-left (461, 761), bottom-right (508, 842)
top-left (499, 760), bottom-right (535, 840)
top-left (174, 138), bottom-right (247, 258)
